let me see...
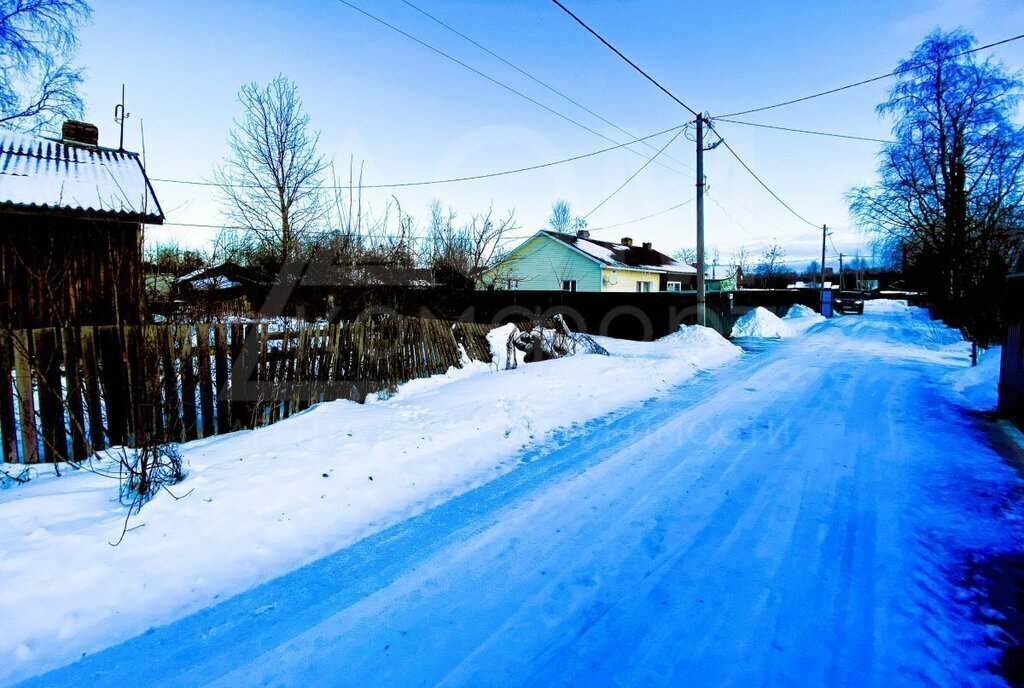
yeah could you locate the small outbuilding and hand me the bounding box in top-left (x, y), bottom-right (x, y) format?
top-left (0, 122), bottom-right (164, 329)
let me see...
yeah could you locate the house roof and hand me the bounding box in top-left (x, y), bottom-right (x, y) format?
top-left (176, 262), bottom-right (269, 289)
top-left (0, 129), bottom-right (164, 223)
top-left (540, 231), bottom-right (697, 274)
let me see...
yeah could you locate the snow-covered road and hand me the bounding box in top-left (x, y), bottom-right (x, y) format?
top-left (16, 305), bottom-right (1024, 687)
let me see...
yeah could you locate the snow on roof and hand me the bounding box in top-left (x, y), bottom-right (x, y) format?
top-left (543, 231), bottom-right (696, 274)
top-left (0, 129), bottom-right (163, 222)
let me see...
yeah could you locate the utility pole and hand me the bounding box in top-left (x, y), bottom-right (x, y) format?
top-left (696, 115), bottom-right (706, 326)
top-left (820, 224), bottom-right (828, 313)
top-left (839, 252), bottom-right (844, 291)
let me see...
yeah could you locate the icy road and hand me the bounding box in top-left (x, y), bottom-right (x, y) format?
top-left (17, 304), bottom-right (1024, 687)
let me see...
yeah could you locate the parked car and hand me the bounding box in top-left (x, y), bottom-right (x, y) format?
top-left (835, 291), bottom-right (865, 314)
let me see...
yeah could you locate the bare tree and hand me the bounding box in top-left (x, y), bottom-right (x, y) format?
top-left (428, 201), bottom-right (516, 285)
top-left (672, 247), bottom-right (697, 266)
top-left (730, 245), bottom-right (751, 284)
top-left (214, 75), bottom-right (329, 267)
top-left (848, 29), bottom-right (1024, 341)
top-left (0, 0), bottom-right (90, 133)
top-left (547, 199), bottom-right (586, 234)
top-left (754, 242), bottom-right (788, 286)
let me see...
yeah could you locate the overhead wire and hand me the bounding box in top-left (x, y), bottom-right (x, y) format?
top-left (150, 123), bottom-right (686, 191)
top-left (582, 126), bottom-right (687, 220)
top-left (397, 0), bottom-right (694, 173)
top-left (706, 121), bottom-right (820, 230)
top-left (716, 32), bottom-right (1024, 118)
top-left (712, 118), bottom-right (895, 144)
top-left (585, 198), bottom-right (693, 231)
top-left (334, 0), bottom-right (690, 177)
top-left (550, 0), bottom-right (700, 118)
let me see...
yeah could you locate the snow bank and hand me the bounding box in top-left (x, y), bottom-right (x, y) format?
top-left (782, 304), bottom-right (826, 335)
top-left (864, 299), bottom-right (910, 314)
top-left (946, 346), bottom-right (1000, 411)
top-left (730, 307), bottom-right (792, 339)
top-left (0, 326), bottom-right (740, 684)
top-left (783, 304), bottom-right (817, 319)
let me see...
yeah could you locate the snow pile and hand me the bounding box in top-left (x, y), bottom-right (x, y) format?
top-left (0, 326), bottom-right (740, 684)
top-left (783, 304), bottom-right (817, 319)
top-left (730, 307), bottom-right (792, 339)
top-left (782, 304), bottom-right (826, 334)
top-left (947, 346), bottom-right (1000, 411)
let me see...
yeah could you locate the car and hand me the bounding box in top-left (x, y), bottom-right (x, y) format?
top-left (834, 291), bottom-right (865, 314)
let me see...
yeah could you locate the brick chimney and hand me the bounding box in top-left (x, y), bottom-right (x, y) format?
top-left (576, 229), bottom-right (590, 239)
top-left (62, 121), bottom-right (99, 146)
top-left (642, 241), bottom-right (652, 250)
top-left (621, 237), bottom-right (633, 247)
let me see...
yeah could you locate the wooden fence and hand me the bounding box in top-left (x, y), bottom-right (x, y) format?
top-left (0, 316), bottom-right (505, 464)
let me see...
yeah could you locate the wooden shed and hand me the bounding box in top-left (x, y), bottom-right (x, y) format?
top-left (0, 122), bottom-right (164, 329)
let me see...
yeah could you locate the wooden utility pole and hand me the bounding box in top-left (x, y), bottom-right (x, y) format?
top-left (696, 115), bottom-right (706, 326)
top-left (839, 252), bottom-right (845, 291)
top-left (821, 224), bottom-right (828, 313)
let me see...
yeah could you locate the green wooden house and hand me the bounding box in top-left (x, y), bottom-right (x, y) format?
top-left (480, 230), bottom-right (697, 292)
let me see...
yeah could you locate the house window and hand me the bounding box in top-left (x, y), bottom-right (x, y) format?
top-left (561, 279), bottom-right (577, 292)
top-left (636, 280), bottom-right (653, 293)
top-left (505, 278), bottom-right (520, 290)
top-left (667, 281), bottom-right (682, 292)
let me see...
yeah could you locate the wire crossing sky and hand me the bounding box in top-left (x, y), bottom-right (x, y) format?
top-left (75, 0), bottom-right (1024, 265)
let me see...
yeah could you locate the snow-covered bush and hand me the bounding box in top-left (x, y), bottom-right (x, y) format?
top-left (489, 315), bottom-right (608, 370)
top-left (117, 443), bottom-right (187, 514)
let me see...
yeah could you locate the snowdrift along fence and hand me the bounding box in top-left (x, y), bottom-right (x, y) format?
top-left (0, 317), bottom-right (505, 464)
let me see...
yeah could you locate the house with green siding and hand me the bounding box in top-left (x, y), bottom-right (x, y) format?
top-left (479, 230), bottom-right (697, 292)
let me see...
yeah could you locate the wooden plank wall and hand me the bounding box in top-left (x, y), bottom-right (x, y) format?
top-left (0, 316), bottom-right (522, 464)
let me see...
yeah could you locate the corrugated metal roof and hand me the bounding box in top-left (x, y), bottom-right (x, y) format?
top-left (0, 129), bottom-right (163, 222)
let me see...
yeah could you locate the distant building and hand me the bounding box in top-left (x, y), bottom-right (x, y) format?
top-left (480, 230), bottom-right (697, 292)
top-left (706, 265), bottom-right (738, 292)
top-left (0, 122), bottom-right (164, 328)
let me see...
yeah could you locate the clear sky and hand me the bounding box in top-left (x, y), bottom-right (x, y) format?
top-left (72, 0), bottom-right (1024, 269)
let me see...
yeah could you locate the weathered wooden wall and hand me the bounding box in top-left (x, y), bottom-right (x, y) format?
top-left (0, 214), bottom-right (143, 329)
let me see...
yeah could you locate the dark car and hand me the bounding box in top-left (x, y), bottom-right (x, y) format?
top-left (834, 291), bottom-right (865, 314)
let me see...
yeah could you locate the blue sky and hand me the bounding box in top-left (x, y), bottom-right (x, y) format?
top-left (74, 0), bottom-right (1024, 267)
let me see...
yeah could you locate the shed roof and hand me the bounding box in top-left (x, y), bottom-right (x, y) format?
top-left (0, 129), bottom-right (163, 223)
top-left (541, 231), bottom-right (697, 274)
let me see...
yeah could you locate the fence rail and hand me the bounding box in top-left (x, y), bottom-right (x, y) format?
top-left (0, 316), bottom-right (505, 464)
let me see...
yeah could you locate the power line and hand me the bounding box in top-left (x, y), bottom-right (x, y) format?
top-left (397, 0), bottom-right (694, 173)
top-left (717, 32), bottom-right (1024, 118)
top-left (713, 118), bottom-right (895, 144)
top-left (585, 198), bottom-right (694, 231)
top-left (549, 0), bottom-right (700, 118)
top-left (151, 123), bottom-right (685, 191)
top-left (334, 0), bottom-right (689, 177)
top-left (583, 126), bottom-right (687, 220)
top-left (158, 220), bottom-right (540, 244)
top-left (707, 122), bottom-right (819, 229)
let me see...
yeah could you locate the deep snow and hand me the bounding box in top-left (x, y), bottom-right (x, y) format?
top-left (0, 324), bottom-right (739, 684)
top-left (4, 301), bottom-right (1021, 687)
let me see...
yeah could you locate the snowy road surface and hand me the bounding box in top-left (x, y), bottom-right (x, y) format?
top-left (15, 305), bottom-right (1024, 686)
